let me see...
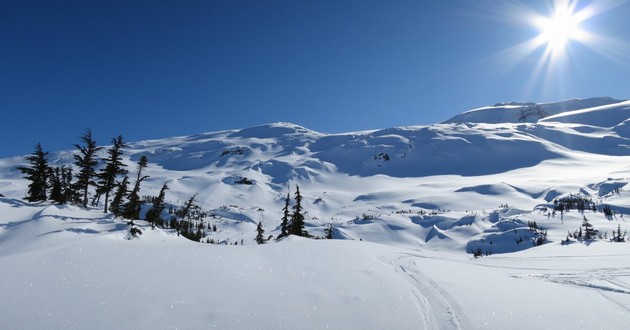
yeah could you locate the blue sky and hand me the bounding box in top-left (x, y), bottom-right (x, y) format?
top-left (2, 0), bottom-right (630, 157)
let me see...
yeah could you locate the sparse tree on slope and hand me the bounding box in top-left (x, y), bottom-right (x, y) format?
top-left (582, 216), bottom-right (598, 240)
top-left (145, 183), bottom-right (168, 229)
top-left (73, 129), bottom-right (103, 207)
top-left (96, 135), bottom-right (128, 213)
top-left (110, 176), bottom-right (129, 218)
top-left (123, 155), bottom-right (149, 220)
top-left (612, 224), bottom-right (626, 242)
top-left (177, 194), bottom-right (197, 221)
top-left (17, 143), bottom-right (50, 202)
top-left (255, 221), bottom-right (266, 244)
top-left (277, 191), bottom-right (290, 240)
top-left (289, 185), bottom-right (307, 237)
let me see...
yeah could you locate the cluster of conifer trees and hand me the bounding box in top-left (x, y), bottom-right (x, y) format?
top-left (277, 185), bottom-right (308, 240)
top-left (17, 129), bottom-right (150, 220)
top-left (253, 185), bottom-right (320, 244)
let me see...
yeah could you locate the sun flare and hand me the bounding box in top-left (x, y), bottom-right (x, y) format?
top-left (535, 5), bottom-right (583, 53)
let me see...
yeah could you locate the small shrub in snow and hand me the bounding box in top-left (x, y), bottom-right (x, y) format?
top-left (373, 152), bottom-right (390, 161)
top-left (325, 223), bottom-right (334, 239)
top-left (611, 224), bottom-right (627, 242)
top-left (126, 221), bottom-right (143, 239)
top-left (602, 205), bottom-right (613, 219)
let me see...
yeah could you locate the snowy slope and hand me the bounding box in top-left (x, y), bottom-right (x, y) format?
top-left (2, 199), bottom-right (629, 329)
top-left (443, 97), bottom-right (624, 124)
top-left (2, 98), bottom-right (630, 328)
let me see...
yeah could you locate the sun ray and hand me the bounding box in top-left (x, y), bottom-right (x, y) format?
top-left (460, 0), bottom-right (630, 102)
top-left (467, 0), bottom-right (630, 100)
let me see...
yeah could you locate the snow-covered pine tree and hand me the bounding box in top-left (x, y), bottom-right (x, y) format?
top-left (73, 129), bottom-right (103, 207)
top-left (255, 221), bottom-right (265, 244)
top-left (277, 191), bottom-right (290, 240)
top-left (582, 216), bottom-right (598, 240)
top-left (123, 155), bottom-right (149, 220)
top-left (96, 135), bottom-right (128, 213)
top-left (17, 143), bottom-right (50, 202)
top-left (145, 183), bottom-right (168, 229)
top-left (177, 194), bottom-right (197, 221)
top-left (109, 176), bottom-right (129, 218)
top-left (289, 185), bottom-right (307, 237)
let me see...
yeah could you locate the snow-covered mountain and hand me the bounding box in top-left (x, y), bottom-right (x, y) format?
top-left (443, 96), bottom-right (626, 124)
top-left (2, 97), bottom-right (630, 329)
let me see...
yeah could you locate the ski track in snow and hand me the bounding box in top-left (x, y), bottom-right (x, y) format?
top-left (514, 268), bottom-right (630, 312)
top-left (389, 254), bottom-right (472, 330)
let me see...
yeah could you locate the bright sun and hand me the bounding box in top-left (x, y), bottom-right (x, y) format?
top-left (478, 0), bottom-right (627, 98)
top-left (532, 1), bottom-right (588, 56)
top-left (538, 9), bottom-right (580, 50)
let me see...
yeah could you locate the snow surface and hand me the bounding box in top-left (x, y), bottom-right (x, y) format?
top-left (443, 97), bottom-right (624, 124)
top-left (2, 99), bottom-right (630, 329)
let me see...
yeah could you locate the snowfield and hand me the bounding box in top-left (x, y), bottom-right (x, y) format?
top-left (2, 97), bottom-right (630, 329)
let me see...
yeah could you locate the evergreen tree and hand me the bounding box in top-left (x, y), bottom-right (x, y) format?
top-left (177, 194), bottom-right (197, 221)
top-left (48, 167), bottom-right (64, 203)
top-left (73, 129), bottom-right (102, 207)
top-left (582, 216), bottom-right (598, 240)
top-left (277, 191), bottom-right (290, 240)
top-left (122, 155), bottom-right (149, 220)
top-left (96, 135), bottom-right (128, 213)
top-left (59, 165), bottom-right (76, 203)
top-left (255, 221), bottom-right (266, 244)
top-left (109, 176), bottom-right (129, 218)
top-left (17, 143), bottom-right (50, 202)
top-left (289, 185), bottom-right (307, 237)
top-left (145, 183), bottom-right (168, 229)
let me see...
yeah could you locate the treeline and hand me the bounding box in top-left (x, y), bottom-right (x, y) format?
top-left (18, 129), bottom-right (133, 214)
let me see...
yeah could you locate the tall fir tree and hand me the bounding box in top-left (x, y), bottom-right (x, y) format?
top-left (73, 129), bottom-right (102, 207)
top-left (109, 176), bottom-right (129, 218)
top-left (145, 183), bottom-right (168, 229)
top-left (289, 185), bottom-right (307, 237)
top-left (255, 221), bottom-right (266, 244)
top-left (17, 143), bottom-right (50, 202)
top-left (122, 155), bottom-right (149, 220)
top-left (277, 191), bottom-right (291, 240)
top-left (96, 135), bottom-right (128, 213)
